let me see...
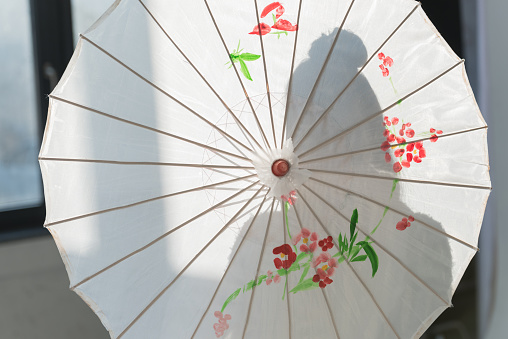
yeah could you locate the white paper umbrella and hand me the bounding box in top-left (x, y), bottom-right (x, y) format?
top-left (40, 0), bottom-right (491, 338)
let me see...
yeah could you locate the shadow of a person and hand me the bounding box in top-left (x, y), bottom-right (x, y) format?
top-left (184, 27), bottom-right (460, 339)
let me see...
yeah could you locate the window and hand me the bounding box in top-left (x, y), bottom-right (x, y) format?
top-left (0, 0), bottom-right (73, 234)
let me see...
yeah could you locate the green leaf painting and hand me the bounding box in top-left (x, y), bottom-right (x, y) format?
top-left (225, 40), bottom-right (260, 81)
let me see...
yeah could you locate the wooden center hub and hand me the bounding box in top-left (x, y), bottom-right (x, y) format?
top-left (272, 159), bottom-right (290, 177)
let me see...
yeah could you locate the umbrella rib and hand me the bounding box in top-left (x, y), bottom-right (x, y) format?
top-left (299, 125), bottom-right (489, 164)
top-left (344, 257), bottom-right (401, 339)
top-left (252, 0), bottom-right (277, 149)
top-left (289, 0), bottom-right (356, 145)
top-left (292, 204), bottom-right (341, 339)
top-left (71, 181), bottom-right (261, 289)
top-left (79, 35), bottom-right (254, 157)
top-left (218, 194), bottom-right (267, 209)
top-left (280, 0), bottom-right (304, 148)
top-left (45, 174), bottom-right (256, 228)
top-left (306, 168), bottom-right (492, 191)
top-left (39, 157), bottom-right (255, 170)
top-left (203, 145), bottom-right (253, 170)
top-left (116, 185), bottom-right (265, 339)
top-left (282, 201), bottom-right (292, 339)
top-left (292, 3), bottom-right (420, 152)
top-left (296, 59), bottom-right (465, 159)
top-left (302, 183), bottom-right (451, 306)
top-left (190, 192), bottom-right (270, 338)
top-left (203, 0), bottom-right (272, 149)
top-left (308, 176), bottom-right (480, 251)
top-left (49, 95), bottom-right (251, 163)
top-left (201, 168), bottom-right (257, 182)
top-left (296, 191), bottom-right (401, 339)
top-left (242, 198), bottom-right (276, 338)
top-left (137, 0), bottom-right (265, 153)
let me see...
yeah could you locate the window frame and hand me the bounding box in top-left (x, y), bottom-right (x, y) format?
top-left (0, 0), bottom-right (73, 237)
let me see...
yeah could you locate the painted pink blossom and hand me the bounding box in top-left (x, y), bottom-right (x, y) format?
top-left (312, 252), bottom-right (332, 268)
top-left (213, 311), bottom-right (232, 338)
top-left (266, 270), bottom-right (281, 285)
top-left (312, 257), bottom-right (338, 288)
top-left (281, 190), bottom-right (297, 205)
top-left (293, 228), bottom-right (318, 253)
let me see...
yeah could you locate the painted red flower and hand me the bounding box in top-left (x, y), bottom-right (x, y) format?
top-left (249, 22), bottom-right (271, 35)
top-left (383, 56), bottom-right (394, 67)
top-left (318, 236), bottom-right (334, 251)
top-left (415, 142), bottom-right (426, 159)
top-left (396, 136), bottom-right (406, 144)
top-left (379, 64), bottom-right (390, 77)
top-left (378, 53), bottom-right (394, 77)
top-left (393, 162), bottom-right (402, 172)
top-left (383, 118), bottom-right (442, 172)
top-left (396, 216), bottom-right (414, 231)
top-left (272, 19), bottom-right (298, 31)
top-left (394, 148), bottom-right (404, 157)
top-left (273, 244), bottom-right (297, 269)
top-left (381, 141), bottom-right (391, 152)
top-left (260, 2), bottom-right (284, 19)
top-left (383, 116), bottom-right (392, 126)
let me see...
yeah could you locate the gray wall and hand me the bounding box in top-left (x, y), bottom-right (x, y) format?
top-left (0, 235), bottom-right (109, 338)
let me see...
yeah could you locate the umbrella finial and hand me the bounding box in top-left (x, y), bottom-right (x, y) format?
top-left (272, 159), bottom-right (290, 177)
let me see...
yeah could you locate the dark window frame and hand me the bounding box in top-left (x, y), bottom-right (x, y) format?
top-left (0, 0), bottom-right (73, 237)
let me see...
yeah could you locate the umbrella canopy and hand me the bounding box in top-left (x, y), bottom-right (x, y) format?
top-left (40, 0), bottom-right (490, 338)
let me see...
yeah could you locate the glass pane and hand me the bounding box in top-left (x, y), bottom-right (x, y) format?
top-left (0, 0), bottom-right (42, 211)
top-left (71, 0), bottom-right (116, 43)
